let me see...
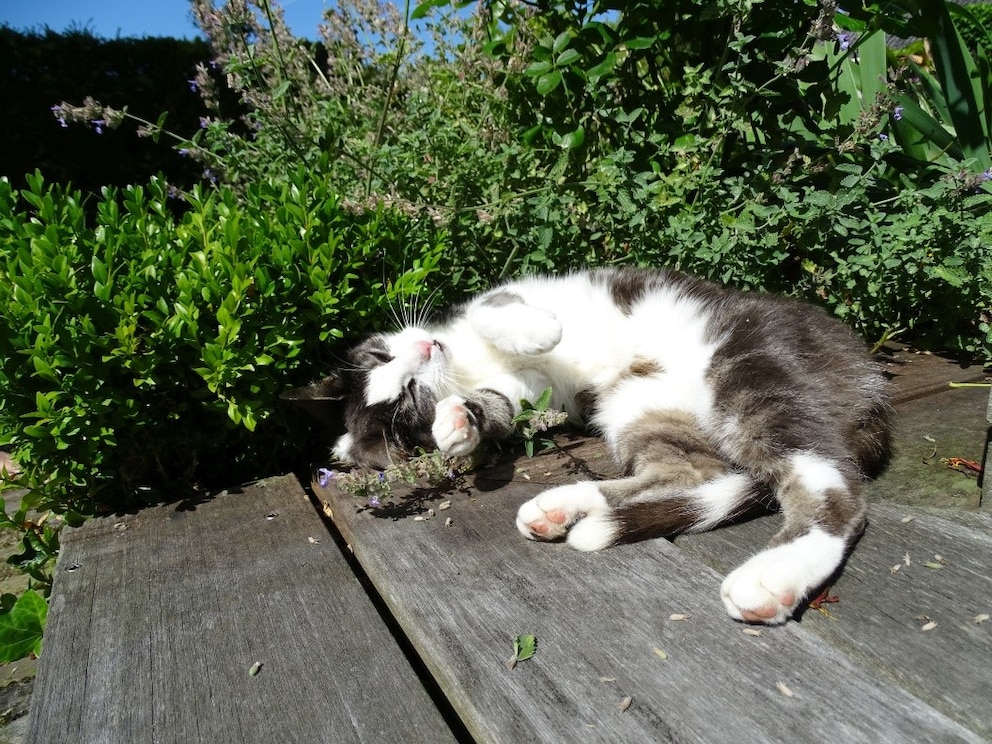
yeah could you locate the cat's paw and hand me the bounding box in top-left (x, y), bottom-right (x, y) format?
top-left (511, 308), bottom-right (563, 355)
top-left (515, 482), bottom-right (616, 551)
top-left (720, 529), bottom-right (846, 625)
top-left (471, 305), bottom-right (563, 355)
top-left (432, 396), bottom-right (481, 457)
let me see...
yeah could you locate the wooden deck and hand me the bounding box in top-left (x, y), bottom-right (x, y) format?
top-left (25, 349), bottom-right (991, 743)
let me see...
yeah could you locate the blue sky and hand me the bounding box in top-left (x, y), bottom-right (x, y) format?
top-left (0, 0), bottom-right (332, 40)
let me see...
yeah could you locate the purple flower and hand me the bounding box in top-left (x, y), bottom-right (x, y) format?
top-left (878, 133), bottom-right (888, 141)
top-left (367, 494), bottom-right (381, 508)
top-left (92, 119), bottom-right (105, 135)
top-left (377, 471), bottom-right (386, 482)
top-left (317, 467), bottom-right (335, 487)
top-left (188, 78), bottom-right (198, 92)
top-left (838, 33), bottom-right (851, 51)
top-left (980, 168), bottom-right (992, 183)
top-left (199, 116), bottom-right (209, 129)
top-left (893, 106), bottom-right (903, 121)
top-left (50, 105), bottom-right (68, 128)
top-left (178, 148), bottom-right (190, 157)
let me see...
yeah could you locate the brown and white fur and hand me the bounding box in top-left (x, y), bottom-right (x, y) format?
top-left (323, 268), bottom-right (891, 624)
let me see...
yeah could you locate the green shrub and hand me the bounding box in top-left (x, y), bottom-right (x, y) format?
top-left (0, 166), bottom-right (445, 523)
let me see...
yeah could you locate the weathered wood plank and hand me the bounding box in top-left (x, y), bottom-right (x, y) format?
top-left (866, 385), bottom-right (986, 509)
top-left (27, 474), bottom-right (457, 744)
top-left (677, 502), bottom-right (992, 739)
top-left (316, 456), bottom-right (982, 744)
top-left (878, 346), bottom-right (987, 404)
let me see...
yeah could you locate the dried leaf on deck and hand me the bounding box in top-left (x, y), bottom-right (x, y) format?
top-left (776, 681), bottom-right (794, 698)
top-left (920, 621), bottom-right (938, 632)
top-left (669, 613), bottom-right (690, 621)
top-left (974, 614), bottom-right (990, 624)
top-left (651, 647), bottom-right (668, 660)
top-left (618, 696), bottom-right (633, 712)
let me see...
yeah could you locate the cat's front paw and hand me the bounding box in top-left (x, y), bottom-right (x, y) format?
top-left (516, 482), bottom-right (616, 551)
top-left (432, 396), bottom-right (481, 457)
top-left (720, 529), bottom-right (845, 624)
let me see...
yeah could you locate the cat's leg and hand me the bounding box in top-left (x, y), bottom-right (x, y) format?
top-left (432, 388), bottom-right (516, 457)
top-left (719, 452), bottom-right (866, 624)
top-left (467, 292), bottom-right (563, 355)
top-left (517, 411), bottom-right (763, 550)
top-left (516, 471), bottom-right (761, 551)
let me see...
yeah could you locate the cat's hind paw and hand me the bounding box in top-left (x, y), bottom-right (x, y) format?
top-left (470, 304), bottom-right (562, 356)
top-left (720, 528), bottom-right (846, 625)
top-left (516, 482), bottom-right (616, 551)
top-left (432, 396), bottom-right (481, 457)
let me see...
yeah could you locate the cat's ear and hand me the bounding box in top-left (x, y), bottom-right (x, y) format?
top-left (280, 373), bottom-right (348, 426)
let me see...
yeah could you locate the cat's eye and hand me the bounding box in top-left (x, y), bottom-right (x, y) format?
top-left (369, 349), bottom-right (393, 364)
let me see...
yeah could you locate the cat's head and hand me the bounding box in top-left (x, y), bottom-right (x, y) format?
top-left (325, 328), bottom-right (449, 469)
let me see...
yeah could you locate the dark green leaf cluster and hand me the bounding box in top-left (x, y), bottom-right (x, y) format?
top-left (0, 169), bottom-right (445, 521)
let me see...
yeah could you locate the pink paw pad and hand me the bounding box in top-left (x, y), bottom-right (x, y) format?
top-left (740, 591), bottom-right (795, 623)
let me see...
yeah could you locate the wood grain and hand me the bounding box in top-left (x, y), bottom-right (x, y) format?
top-left (26, 474), bottom-right (457, 744)
top-left (317, 447), bottom-right (985, 744)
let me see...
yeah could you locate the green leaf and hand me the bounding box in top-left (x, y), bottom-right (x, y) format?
top-left (513, 634), bottom-right (537, 662)
top-left (586, 53), bottom-right (617, 82)
top-left (536, 70), bottom-right (563, 96)
top-left (152, 111), bottom-right (169, 144)
top-left (858, 30), bottom-right (887, 112)
top-left (411, 0), bottom-right (449, 20)
top-left (555, 49), bottom-right (581, 67)
top-left (525, 60), bottom-right (553, 77)
top-left (0, 589), bottom-right (48, 662)
top-left (554, 127), bottom-right (585, 150)
top-left (925, 0), bottom-right (992, 169)
top-left (31, 356), bottom-right (58, 383)
top-left (624, 36), bottom-right (657, 50)
top-left (535, 387), bottom-right (553, 410)
top-left (552, 30), bottom-right (572, 55)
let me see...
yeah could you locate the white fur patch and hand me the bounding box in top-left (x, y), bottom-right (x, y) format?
top-left (332, 433), bottom-right (354, 463)
top-left (790, 452), bottom-right (847, 495)
top-left (720, 527), bottom-right (846, 624)
top-left (689, 473), bottom-right (753, 531)
top-left (468, 303), bottom-right (563, 355)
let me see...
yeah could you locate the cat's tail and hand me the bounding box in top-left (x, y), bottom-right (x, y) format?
top-left (852, 400), bottom-right (893, 480)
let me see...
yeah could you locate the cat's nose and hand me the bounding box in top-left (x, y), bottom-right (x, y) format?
top-left (415, 339), bottom-right (435, 359)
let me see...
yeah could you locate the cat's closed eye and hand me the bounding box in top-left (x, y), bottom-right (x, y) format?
top-left (369, 349), bottom-right (393, 364)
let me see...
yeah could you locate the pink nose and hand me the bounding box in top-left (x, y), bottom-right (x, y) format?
top-left (415, 340), bottom-right (434, 359)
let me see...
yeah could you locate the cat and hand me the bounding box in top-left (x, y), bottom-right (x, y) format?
top-left (316, 267), bottom-right (892, 624)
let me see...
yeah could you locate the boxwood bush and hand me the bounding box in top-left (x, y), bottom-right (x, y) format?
top-left (0, 167), bottom-right (445, 530)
